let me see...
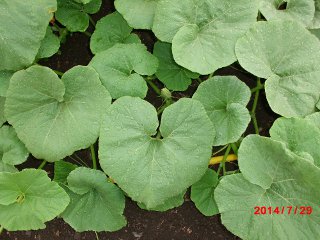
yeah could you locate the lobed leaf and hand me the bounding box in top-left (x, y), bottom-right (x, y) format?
top-left (99, 97), bottom-right (214, 208)
top-left (193, 76), bottom-right (251, 146)
top-left (5, 65), bottom-right (111, 162)
top-left (236, 20), bottom-right (320, 117)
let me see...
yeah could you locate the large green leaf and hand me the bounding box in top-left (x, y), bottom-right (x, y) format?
top-left (115, 0), bottom-right (159, 29)
top-left (0, 169), bottom-right (70, 231)
top-left (193, 76), bottom-right (251, 146)
top-left (259, 0), bottom-right (315, 27)
top-left (0, 71), bottom-right (14, 126)
top-left (138, 190), bottom-right (186, 212)
top-left (37, 27), bottom-right (60, 59)
top-left (270, 117), bottom-right (320, 167)
top-left (152, 0), bottom-right (259, 74)
top-left (191, 169), bottom-right (219, 216)
top-left (236, 20), bottom-right (320, 117)
top-left (0, 126), bottom-right (29, 172)
top-left (305, 112), bottom-right (320, 130)
top-left (56, 0), bottom-right (101, 32)
top-left (0, 0), bottom-right (56, 71)
top-left (90, 12), bottom-right (140, 54)
top-left (153, 42), bottom-right (199, 91)
top-left (310, 0), bottom-right (320, 28)
top-left (215, 135), bottom-right (320, 240)
top-left (61, 167), bottom-right (126, 232)
top-left (89, 44), bottom-right (158, 99)
top-left (99, 97), bottom-right (214, 208)
top-left (5, 65), bottom-right (111, 162)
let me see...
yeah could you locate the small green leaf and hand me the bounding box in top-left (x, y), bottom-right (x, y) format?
top-left (193, 76), bottom-right (251, 146)
top-left (54, 160), bottom-right (78, 184)
top-left (90, 12), bottom-right (141, 54)
top-left (259, 0), bottom-right (315, 27)
top-left (138, 190), bottom-right (186, 212)
top-left (5, 65), bottom-right (111, 162)
top-left (115, 0), bottom-right (159, 29)
top-left (215, 135), bottom-right (320, 240)
top-left (0, 126), bottom-right (29, 172)
top-left (99, 97), bottom-right (214, 208)
top-left (89, 44), bottom-right (158, 99)
top-left (191, 169), bottom-right (219, 216)
top-left (0, 169), bottom-right (70, 231)
top-left (236, 20), bottom-right (320, 117)
top-left (37, 27), bottom-right (60, 59)
top-left (0, 0), bottom-right (57, 71)
top-left (270, 117), bottom-right (320, 167)
top-left (153, 42), bottom-right (199, 91)
top-left (153, 0), bottom-right (259, 74)
top-left (56, 0), bottom-right (101, 32)
top-left (61, 167), bottom-right (126, 232)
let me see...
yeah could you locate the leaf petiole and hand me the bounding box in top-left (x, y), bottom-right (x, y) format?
top-left (38, 160), bottom-right (47, 169)
top-left (251, 78), bottom-right (261, 134)
top-left (90, 145), bottom-right (97, 169)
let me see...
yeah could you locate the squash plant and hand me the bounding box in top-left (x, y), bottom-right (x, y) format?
top-left (0, 0), bottom-right (319, 239)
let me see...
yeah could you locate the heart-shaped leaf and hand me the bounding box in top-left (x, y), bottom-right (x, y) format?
top-left (99, 97), bottom-right (214, 208)
top-left (0, 126), bottom-right (29, 172)
top-left (90, 12), bottom-right (140, 54)
top-left (56, 0), bottom-right (101, 32)
top-left (37, 27), bottom-right (60, 59)
top-left (259, 0), bottom-right (315, 27)
top-left (89, 44), bottom-right (158, 99)
top-left (270, 117), bottom-right (320, 167)
top-left (153, 41), bottom-right (199, 91)
top-left (0, 169), bottom-right (70, 231)
top-left (153, 0), bottom-right (259, 74)
top-left (61, 167), bottom-right (126, 232)
top-left (0, 0), bottom-right (56, 71)
top-left (236, 20), bottom-right (320, 117)
top-left (115, 0), bottom-right (159, 29)
top-left (191, 169), bottom-right (219, 216)
top-left (215, 135), bottom-right (320, 240)
top-left (5, 65), bottom-right (111, 162)
top-left (193, 76), bottom-right (251, 146)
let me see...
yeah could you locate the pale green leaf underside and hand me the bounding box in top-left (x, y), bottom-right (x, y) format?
top-left (99, 97), bottom-right (214, 208)
top-left (259, 0), bottom-right (315, 27)
top-left (61, 167), bottom-right (126, 232)
top-left (115, 0), bottom-right (159, 29)
top-left (138, 190), bottom-right (186, 212)
top-left (153, 41), bottom-right (199, 91)
top-left (191, 169), bottom-right (219, 216)
top-left (193, 76), bottom-right (251, 146)
top-left (53, 160), bottom-right (78, 184)
top-left (37, 27), bottom-right (60, 59)
top-left (215, 135), bottom-right (320, 240)
top-left (270, 117), bottom-right (320, 167)
top-left (236, 20), bottom-right (320, 117)
top-left (5, 65), bottom-right (111, 162)
top-left (0, 169), bottom-right (69, 231)
top-left (0, 0), bottom-right (56, 71)
top-left (153, 0), bottom-right (259, 74)
top-left (90, 12), bottom-right (140, 54)
top-left (56, 0), bottom-right (101, 32)
top-left (90, 44), bottom-right (158, 99)
top-left (0, 126), bottom-right (29, 172)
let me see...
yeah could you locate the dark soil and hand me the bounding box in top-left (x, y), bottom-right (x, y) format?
top-left (3, 1), bottom-right (278, 239)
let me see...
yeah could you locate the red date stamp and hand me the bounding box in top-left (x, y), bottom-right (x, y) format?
top-left (254, 206), bottom-right (313, 215)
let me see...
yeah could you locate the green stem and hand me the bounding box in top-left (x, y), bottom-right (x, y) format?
top-left (225, 170), bottom-right (240, 175)
top-left (90, 145), bottom-right (97, 169)
top-left (0, 225), bottom-right (3, 235)
top-left (208, 72), bottom-right (214, 79)
top-left (89, 15), bottom-right (96, 27)
top-left (251, 78), bottom-right (261, 135)
top-left (38, 160), bottom-right (47, 169)
top-left (146, 78), bottom-right (161, 95)
top-left (196, 78), bottom-right (203, 84)
top-left (83, 31), bottom-right (92, 37)
top-left (212, 145), bottom-right (228, 156)
top-left (251, 83), bottom-right (264, 93)
top-left (230, 143), bottom-right (238, 155)
top-left (53, 70), bottom-right (64, 76)
top-left (217, 145), bottom-right (232, 176)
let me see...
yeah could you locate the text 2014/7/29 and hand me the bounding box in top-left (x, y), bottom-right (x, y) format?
top-left (254, 206), bottom-right (313, 215)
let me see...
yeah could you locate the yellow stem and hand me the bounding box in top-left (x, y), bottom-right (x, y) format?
top-left (209, 154), bottom-right (238, 165)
